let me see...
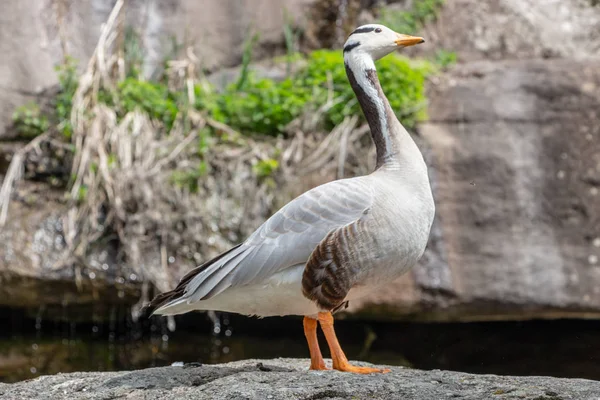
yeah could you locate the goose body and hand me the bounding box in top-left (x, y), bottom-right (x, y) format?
top-left (154, 172), bottom-right (433, 317)
top-left (147, 24), bottom-right (434, 373)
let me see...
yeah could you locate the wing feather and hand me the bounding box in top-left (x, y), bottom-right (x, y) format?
top-left (154, 177), bottom-right (373, 312)
top-left (187, 249), bottom-right (252, 301)
top-left (230, 178), bottom-right (373, 286)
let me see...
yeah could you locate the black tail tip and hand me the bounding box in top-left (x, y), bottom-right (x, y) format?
top-left (139, 291), bottom-right (173, 319)
top-left (138, 304), bottom-right (155, 320)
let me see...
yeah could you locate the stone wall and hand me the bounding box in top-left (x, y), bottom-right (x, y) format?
top-left (348, 0), bottom-right (600, 321)
top-left (350, 59), bottom-right (600, 321)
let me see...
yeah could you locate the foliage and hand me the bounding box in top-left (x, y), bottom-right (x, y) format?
top-left (116, 78), bottom-right (180, 130)
top-left (124, 26), bottom-right (145, 78)
top-left (170, 162), bottom-right (209, 193)
top-left (199, 50), bottom-right (431, 135)
top-left (377, 0), bottom-right (445, 34)
top-left (253, 158), bottom-right (279, 178)
top-left (201, 75), bottom-right (312, 134)
top-left (11, 103), bottom-right (50, 138)
top-left (236, 33), bottom-right (261, 90)
top-left (10, 40), bottom-right (433, 191)
top-left (13, 50), bottom-right (431, 141)
top-left (282, 10), bottom-right (301, 76)
top-left (434, 49), bottom-right (457, 68)
top-left (11, 57), bottom-right (78, 138)
top-left (55, 56), bottom-right (79, 138)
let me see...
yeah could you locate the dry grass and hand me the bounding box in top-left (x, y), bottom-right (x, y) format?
top-left (0, 0), bottom-right (375, 311)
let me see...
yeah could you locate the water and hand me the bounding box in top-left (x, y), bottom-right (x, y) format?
top-left (1, 307), bottom-right (599, 383)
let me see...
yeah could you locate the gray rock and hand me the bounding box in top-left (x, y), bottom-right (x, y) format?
top-left (1, 359), bottom-right (599, 400)
top-left (0, 183), bottom-right (141, 317)
top-left (410, 0), bottom-right (600, 62)
top-left (347, 58), bottom-right (600, 321)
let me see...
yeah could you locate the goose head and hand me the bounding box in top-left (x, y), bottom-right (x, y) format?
top-left (343, 24), bottom-right (424, 61)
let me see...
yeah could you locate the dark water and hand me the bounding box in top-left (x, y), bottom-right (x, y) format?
top-left (1, 307), bottom-right (599, 383)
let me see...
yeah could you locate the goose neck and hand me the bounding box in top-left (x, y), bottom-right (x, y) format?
top-left (344, 52), bottom-right (406, 169)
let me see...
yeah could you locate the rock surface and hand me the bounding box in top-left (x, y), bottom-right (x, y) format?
top-left (412, 0), bottom-right (600, 62)
top-left (1, 358), bottom-right (599, 400)
top-left (0, 182), bottom-right (140, 316)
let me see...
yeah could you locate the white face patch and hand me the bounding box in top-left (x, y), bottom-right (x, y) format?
top-left (343, 24), bottom-right (399, 61)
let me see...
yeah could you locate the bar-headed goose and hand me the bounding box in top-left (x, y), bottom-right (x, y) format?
top-left (146, 24), bottom-right (435, 374)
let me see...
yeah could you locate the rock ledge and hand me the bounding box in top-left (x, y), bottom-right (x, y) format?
top-left (1, 358), bottom-right (599, 400)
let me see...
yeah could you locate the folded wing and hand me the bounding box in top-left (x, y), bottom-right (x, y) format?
top-left (152, 177), bottom-right (373, 313)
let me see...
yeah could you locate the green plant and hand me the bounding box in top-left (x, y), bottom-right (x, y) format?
top-left (282, 10), bottom-right (301, 76)
top-left (297, 50), bottom-right (432, 129)
top-left (203, 76), bottom-right (312, 135)
top-left (116, 78), bottom-right (180, 130)
top-left (9, 33), bottom-right (433, 154)
top-left (377, 0), bottom-right (445, 33)
top-left (12, 103), bottom-right (50, 138)
top-left (77, 184), bottom-right (88, 202)
top-left (10, 49), bottom-right (431, 143)
top-left (54, 56), bottom-right (79, 138)
top-left (197, 50), bottom-right (431, 135)
top-left (236, 32), bottom-right (260, 91)
top-left (12, 57), bottom-right (79, 139)
top-left (253, 158), bottom-right (279, 178)
top-left (434, 49), bottom-right (457, 68)
top-left (124, 26), bottom-right (145, 78)
top-left (170, 162), bottom-right (209, 193)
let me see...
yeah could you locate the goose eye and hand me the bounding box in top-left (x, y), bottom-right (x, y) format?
top-left (375, 28), bottom-right (382, 33)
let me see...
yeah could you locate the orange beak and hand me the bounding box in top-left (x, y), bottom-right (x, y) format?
top-left (394, 34), bottom-right (425, 47)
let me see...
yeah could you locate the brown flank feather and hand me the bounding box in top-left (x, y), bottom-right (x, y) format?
top-left (302, 222), bottom-right (362, 310)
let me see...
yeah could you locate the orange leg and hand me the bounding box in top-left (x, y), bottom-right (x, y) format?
top-left (318, 312), bottom-right (390, 374)
top-left (303, 316), bottom-right (328, 370)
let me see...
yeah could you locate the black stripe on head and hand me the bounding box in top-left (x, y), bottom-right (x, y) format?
top-left (350, 26), bottom-right (375, 36)
top-left (343, 42), bottom-right (360, 53)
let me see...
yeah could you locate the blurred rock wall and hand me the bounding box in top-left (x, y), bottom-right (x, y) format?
top-left (349, 0), bottom-right (600, 321)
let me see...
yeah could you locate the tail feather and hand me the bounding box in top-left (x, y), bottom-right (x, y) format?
top-left (143, 243), bottom-right (243, 317)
